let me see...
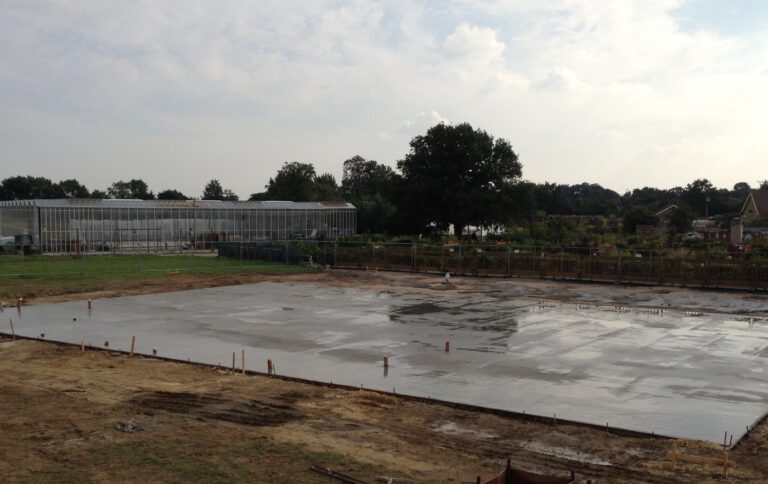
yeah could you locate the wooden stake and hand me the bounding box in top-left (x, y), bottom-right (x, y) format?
top-left (232, 352), bottom-right (236, 374)
top-left (130, 336), bottom-right (136, 355)
top-left (87, 299), bottom-right (92, 310)
top-left (241, 349), bottom-right (245, 375)
top-left (383, 356), bottom-right (389, 368)
top-left (80, 341), bottom-right (84, 352)
top-left (9, 318), bottom-right (15, 340)
top-left (445, 341), bottom-right (450, 352)
top-left (267, 359), bottom-right (273, 374)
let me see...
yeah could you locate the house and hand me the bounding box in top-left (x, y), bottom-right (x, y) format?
top-left (741, 189), bottom-right (768, 220)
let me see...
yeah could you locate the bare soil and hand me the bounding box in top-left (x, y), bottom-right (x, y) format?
top-left (2, 269), bottom-right (768, 482)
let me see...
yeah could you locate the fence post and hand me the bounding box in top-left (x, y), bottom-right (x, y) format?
top-left (506, 246), bottom-right (511, 277)
top-left (333, 241), bottom-right (338, 268)
top-left (752, 261), bottom-right (758, 291)
top-left (617, 254), bottom-right (622, 284)
top-left (704, 250), bottom-right (710, 288)
top-left (441, 245), bottom-right (445, 273)
top-left (411, 244), bottom-right (416, 273)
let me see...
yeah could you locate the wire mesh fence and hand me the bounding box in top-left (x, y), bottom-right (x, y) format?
top-left (220, 241), bottom-right (768, 291)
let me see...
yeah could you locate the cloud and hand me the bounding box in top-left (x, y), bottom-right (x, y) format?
top-left (443, 23), bottom-right (505, 64)
top-left (1, 0), bottom-right (767, 196)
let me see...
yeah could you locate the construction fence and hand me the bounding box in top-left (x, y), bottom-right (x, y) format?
top-left (218, 242), bottom-right (768, 291)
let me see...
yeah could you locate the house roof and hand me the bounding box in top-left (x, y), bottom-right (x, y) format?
top-left (0, 199), bottom-right (356, 210)
top-left (655, 204), bottom-right (678, 217)
top-left (742, 190), bottom-right (768, 217)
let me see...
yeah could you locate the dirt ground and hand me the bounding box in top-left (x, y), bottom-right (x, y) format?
top-left (2, 269), bottom-right (768, 482)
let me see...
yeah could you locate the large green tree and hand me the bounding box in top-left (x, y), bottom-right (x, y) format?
top-left (341, 155), bottom-right (398, 233)
top-left (107, 179), bottom-right (154, 199)
top-left (157, 189), bottom-right (188, 200)
top-left (262, 162), bottom-right (318, 201)
top-left (57, 179), bottom-right (90, 198)
top-left (0, 176), bottom-right (63, 200)
top-left (397, 123), bottom-right (522, 236)
top-left (202, 179), bottom-right (224, 200)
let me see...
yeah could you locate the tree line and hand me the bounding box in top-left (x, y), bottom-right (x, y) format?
top-left (0, 177), bottom-right (240, 202)
top-left (1, 122), bottom-right (764, 237)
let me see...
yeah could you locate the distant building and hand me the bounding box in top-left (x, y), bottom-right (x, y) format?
top-left (741, 189), bottom-right (768, 220)
top-left (0, 199), bottom-right (357, 254)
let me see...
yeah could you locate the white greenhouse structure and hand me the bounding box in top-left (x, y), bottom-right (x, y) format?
top-left (0, 199), bottom-right (357, 253)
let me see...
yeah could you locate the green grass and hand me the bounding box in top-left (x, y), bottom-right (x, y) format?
top-left (0, 254), bottom-right (308, 299)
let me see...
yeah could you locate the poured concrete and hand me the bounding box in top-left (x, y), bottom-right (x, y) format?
top-left (11, 282), bottom-right (768, 442)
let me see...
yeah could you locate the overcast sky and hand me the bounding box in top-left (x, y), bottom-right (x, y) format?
top-left (2, 0), bottom-right (767, 198)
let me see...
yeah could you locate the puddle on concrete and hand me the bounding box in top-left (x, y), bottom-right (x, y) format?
top-left (13, 282), bottom-right (768, 443)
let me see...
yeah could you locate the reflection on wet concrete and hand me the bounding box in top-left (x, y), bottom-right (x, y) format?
top-left (12, 282), bottom-right (768, 443)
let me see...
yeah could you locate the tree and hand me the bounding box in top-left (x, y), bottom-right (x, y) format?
top-left (622, 206), bottom-right (658, 234)
top-left (202, 179), bottom-right (224, 200)
top-left (733, 182), bottom-right (751, 193)
top-left (314, 173), bottom-right (341, 201)
top-left (679, 178), bottom-right (713, 217)
top-left (90, 189), bottom-right (107, 199)
top-left (107, 179), bottom-right (154, 199)
top-left (397, 123), bottom-right (522, 236)
top-left (157, 189), bottom-right (188, 200)
top-left (341, 155), bottom-right (396, 200)
top-left (57, 179), bottom-right (90, 198)
top-left (264, 162), bottom-right (317, 201)
top-left (222, 189), bottom-right (239, 201)
top-left (668, 206), bottom-right (693, 233)
top-left (341, 155), bottom-right (398, 233)
top-left (0, 176), bottom-right (63, 200)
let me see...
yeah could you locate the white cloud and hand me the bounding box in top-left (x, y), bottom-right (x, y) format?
top-left (1, 0), bottom-right (767, 196)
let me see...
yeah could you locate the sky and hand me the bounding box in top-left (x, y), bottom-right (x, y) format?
top-left (2, 0), bottom-right (768, 199)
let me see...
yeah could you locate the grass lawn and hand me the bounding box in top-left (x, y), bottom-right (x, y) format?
top-left (0, 254), bottom-right (308, 299)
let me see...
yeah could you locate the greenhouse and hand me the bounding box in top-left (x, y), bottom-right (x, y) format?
top-left (0, 199), bottom-right (356, 254)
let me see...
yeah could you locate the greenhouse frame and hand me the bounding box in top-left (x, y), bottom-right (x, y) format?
top-left (0, 199), bottom-right (357, 254)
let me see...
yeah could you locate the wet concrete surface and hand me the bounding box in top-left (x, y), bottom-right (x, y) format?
top-left (10, 282), bottom-right (768, 443)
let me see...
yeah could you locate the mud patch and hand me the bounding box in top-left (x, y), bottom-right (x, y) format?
top-left (129, 390), bottom-right (302, 427)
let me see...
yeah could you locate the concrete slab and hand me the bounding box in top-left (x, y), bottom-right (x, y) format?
top-left (10, 282), bottom-right (768, 442)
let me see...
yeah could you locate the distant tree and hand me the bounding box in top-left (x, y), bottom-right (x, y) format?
top-left (622, 206), bottom-right (658, 234)
top-left (157, 189), bottom-right (188, 200)
top-left (264, 162), bottom-right (318, 201)
top-left (0, 176), bottom-right (63, 200)
top-left (679, 178), bottom-right (713, 217)
top-left (90, 189), bottom-right (107, 199)
top-left (341, 155), bottom-right (396, 200)
top-left (57, 179), bottom-right (90, 198)
top-left (341, 155), bottom-right (398, 232)
top-left (621, 186), bottom-right (676, 211)
top-left (397, 123), bottom-right (522, 236)
top-left (108, 179), bottom-right (154, 199)
top-left (733, 182), bottom-right (751, 193)
top-left (668, 206), bottom-right (693, 233)
top-left (760, 180), bottom-right (768, 190)
top-left (222, 189), bottom-right (239, 201)
top-left (248, 192), bottom-right (269, 201)
top-left (313, 173), bottom-right (341, 200)
top-left (202, 179), bottom-right (224, 200)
